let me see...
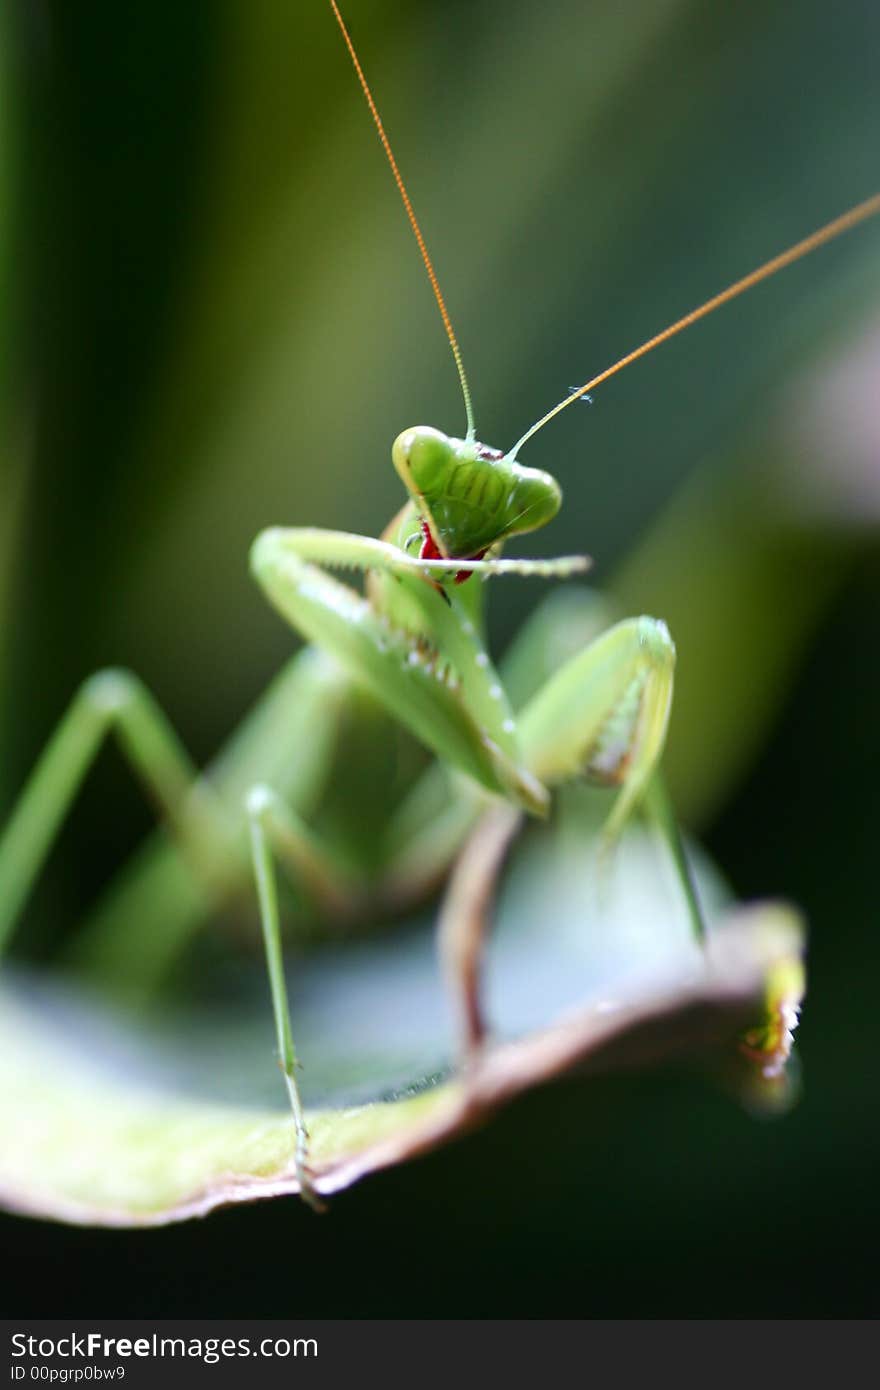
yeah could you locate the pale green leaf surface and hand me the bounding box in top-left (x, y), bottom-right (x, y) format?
top-left (0, 817), bottom-right (803, 1226)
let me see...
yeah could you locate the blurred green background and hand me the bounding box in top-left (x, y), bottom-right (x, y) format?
top-left (1, 0), bottom-right (879, 1315)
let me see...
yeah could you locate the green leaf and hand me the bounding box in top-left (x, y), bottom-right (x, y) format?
top-left (0, 820), bottom-right (803, 1226)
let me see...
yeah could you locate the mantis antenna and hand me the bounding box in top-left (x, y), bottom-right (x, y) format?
top-left (329, 0), bottom-right (476, 441)
top-left (509, 191), bottom-right (880, 459)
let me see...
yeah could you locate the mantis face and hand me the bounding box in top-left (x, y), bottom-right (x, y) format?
top-left (392, 425), bottom-right (562, 561)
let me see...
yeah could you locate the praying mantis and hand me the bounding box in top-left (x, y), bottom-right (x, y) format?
top-left (0, 0), bottom-right (878, 1212)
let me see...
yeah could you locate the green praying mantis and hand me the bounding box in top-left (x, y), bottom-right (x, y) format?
top-left (1, 0), bottom-right (879, 1210)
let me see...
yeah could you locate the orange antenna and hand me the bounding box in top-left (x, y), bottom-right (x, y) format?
top-left (329, 1), bottom-right (475, 440)
top-left (509, 191), bottom-right (880, 458)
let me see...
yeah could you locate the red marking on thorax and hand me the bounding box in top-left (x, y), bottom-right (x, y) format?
top-left (419, 521), bottom-right (486, 584)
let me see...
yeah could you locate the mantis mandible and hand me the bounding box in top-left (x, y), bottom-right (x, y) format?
top-left (0, 0), bottom-right (878, 1210)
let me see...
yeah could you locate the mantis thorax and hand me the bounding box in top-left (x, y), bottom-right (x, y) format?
top-left (392, 426), bottom-right (561, 563)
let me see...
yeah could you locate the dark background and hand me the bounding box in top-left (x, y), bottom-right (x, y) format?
top-left (1, 0), bottom-right (878, 1316)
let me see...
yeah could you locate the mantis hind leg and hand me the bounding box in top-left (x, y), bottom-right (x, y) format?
top-left (0, 663), bottom-right (355, 1207)
top-left (641, 771), bottom-right (705, 947)
top-left (0, 661), bottom-right (357, 974)
top-left (63, 649), bottom-right (365, 993)
top-left (0, 669), bottom-right (236, 962)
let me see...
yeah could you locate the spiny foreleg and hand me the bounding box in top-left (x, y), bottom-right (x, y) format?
top-left (440, 615), bottom-right (706, 1057)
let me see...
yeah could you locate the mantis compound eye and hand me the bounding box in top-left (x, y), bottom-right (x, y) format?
top-left (392, 425), bottom-right (454, 495)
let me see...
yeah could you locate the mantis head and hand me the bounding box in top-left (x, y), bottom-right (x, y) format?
top-left (392, 425), bottom-right (562, 561)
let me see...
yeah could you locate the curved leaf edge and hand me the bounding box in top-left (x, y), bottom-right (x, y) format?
top-left (0, 902), bottom-right (803, 1227)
